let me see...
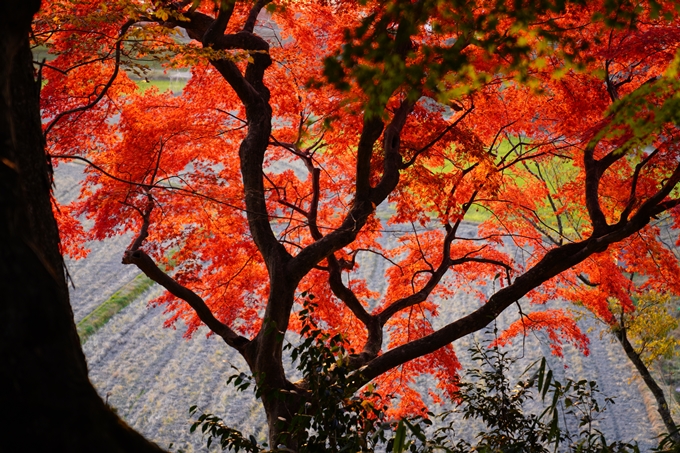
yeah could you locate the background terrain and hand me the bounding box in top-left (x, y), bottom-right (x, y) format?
top-left (56, 161), bottom-right (671, 452)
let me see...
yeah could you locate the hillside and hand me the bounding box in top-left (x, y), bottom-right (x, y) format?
top-left (56, 161), bottom-right (670, 452)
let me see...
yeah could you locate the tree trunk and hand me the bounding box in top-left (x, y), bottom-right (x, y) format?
top-left (262, 392), bottom-right (304, 451)
top-left (247, 288), bottom-right (305, 450)
top-left (615, 328), bottom-right (680, 442)
top-left (0, 2), bottom-right (165, 451)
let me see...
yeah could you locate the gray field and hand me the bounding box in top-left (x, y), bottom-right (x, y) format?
top-left (54, 161), bottom-right (671, 452)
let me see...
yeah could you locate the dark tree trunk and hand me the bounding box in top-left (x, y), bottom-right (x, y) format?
top-left (0, 2), bottom-right (165, 451)
top-left (615, 328), bottom-right (680, 442)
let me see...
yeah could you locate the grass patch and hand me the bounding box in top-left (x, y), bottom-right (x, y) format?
top-left (77, 273), bottom-right (155, 343)
top-left (464, 205), bottom-right (490, 223)
top-left (135, 79), bottom-right (186, 94)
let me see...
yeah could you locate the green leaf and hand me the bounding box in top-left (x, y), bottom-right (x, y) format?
top-left (537, 357), bottom-right (546, 393)
top-left (542, 369), bottom-right (553, 400)
top-left (393, 420), bottom-right (407, 453)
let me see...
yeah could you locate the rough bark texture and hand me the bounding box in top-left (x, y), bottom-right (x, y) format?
top-left (615, 329), bottom-right (680, 442)
top-left (0, 2), bottom-right (166, 451)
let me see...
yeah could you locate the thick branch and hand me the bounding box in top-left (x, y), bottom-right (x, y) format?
top-left (583, 143), bottom-right (609, 234)
top-left (605, 60), bottom-right (620, 102)
top-left (127, 193), bottom-right (153, 252)
top-left (290, 100), bottom-right (416, 280)
top-left (359, 195), bottom-right (671, 382)
top-left (177, 5), bottom-right (297, 381)
top-left (184, 11), bottom-right (269, 52)
top-left (635, 163), bottom-right (680, 218)
top-left (370, 98), bottom-right (415, 204)
top-left (121, 249), bottom-right (249, 350)
top-left (180, 11), bottom-right (270, 106)
top-left (327, 255), bottom-right (372, 325)
top-left (186, 12), bottom-right (283, 273)
top-left (288, 117), bottom-right (384, 279)
top-left (201, 0), bottom-right (236, 46)
top-left (326, 255), bottom-right (382, 361)
top-left (598, 145), bottom-right (630, 174)
top-left (306, 163), bottom-right (322, 240)
top-left (243, 0), bottom-right (271, 34)
top-left (355, 116), bottom-right (385, 201)
top-left (652, 198), bottom-right (680, 215)
top-left (183, 11), bottom-right (286, 276)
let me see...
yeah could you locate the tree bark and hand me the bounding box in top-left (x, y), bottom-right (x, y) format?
top-left (615, 328), bottom-right (680, 442)
top-left (0, 2), bottom-right (165, 451)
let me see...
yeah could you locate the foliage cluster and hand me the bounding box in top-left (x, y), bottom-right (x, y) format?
top-left (613, 291), bottom-right (680, 367)
top-left (33, 0), bottom-right (680, 444)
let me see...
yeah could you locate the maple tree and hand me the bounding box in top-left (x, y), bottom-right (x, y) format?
top-left (34, 0), bottom-right (680, 447)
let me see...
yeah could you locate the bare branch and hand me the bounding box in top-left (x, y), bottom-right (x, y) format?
top-left (50, 154), bottom-right (254, 213)
top-left (578, 273), bottom-right (599, 287)
top-left (243, 0), bottom-right (272, 34)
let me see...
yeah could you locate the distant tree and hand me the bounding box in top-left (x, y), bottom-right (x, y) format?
top-left (0, 1), bottom-right (165, 451)
top-left (612, 291), bottom-right (680, 441)
top-left (35, 0), bottom-right (680, 447)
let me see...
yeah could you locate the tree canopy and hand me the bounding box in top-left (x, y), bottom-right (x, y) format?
top-left (34, 0), bottom-right (680, 446)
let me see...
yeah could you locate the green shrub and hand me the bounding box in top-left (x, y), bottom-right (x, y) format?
top-left (189, 305), bottom-right (646, 453)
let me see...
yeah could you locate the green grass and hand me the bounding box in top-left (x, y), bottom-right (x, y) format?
top-left (135, 79), bottom-right (186, 94)
top-left (77, 273), bottom-right (155, 344)
top-left (40, 76), bottom-right (186, 94)
top-left (464, 205), bottom-right (490, 223)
